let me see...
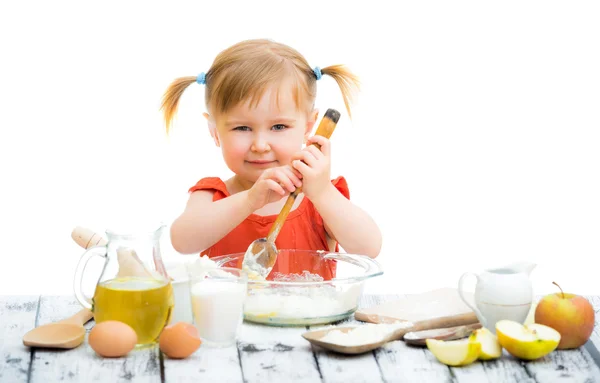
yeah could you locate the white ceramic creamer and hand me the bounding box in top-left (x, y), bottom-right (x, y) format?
top-left (458, 262), bottom-right (536, 334)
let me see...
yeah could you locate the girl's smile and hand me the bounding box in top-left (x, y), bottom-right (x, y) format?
top-left (245, 159), bottom-right (279, 168)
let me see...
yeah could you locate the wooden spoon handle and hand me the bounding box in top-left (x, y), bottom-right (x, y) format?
top-left (58, 308), bottom-right (94, 326)
top-left (266, 109), bottom-right (341, 242)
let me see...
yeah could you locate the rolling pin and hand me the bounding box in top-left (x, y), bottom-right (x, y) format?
top-left (403, 323), bottom-right (483, 346)
top-left (71, 226), bottom-right (153, 278)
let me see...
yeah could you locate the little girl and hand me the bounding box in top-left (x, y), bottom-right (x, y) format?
top-left (161, 39), bottom-right (381, 278)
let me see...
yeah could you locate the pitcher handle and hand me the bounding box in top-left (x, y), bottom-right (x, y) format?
top-left (458, 272), bottom-right (486, 328)
top-left (73, 245), bottom-right (107, 310)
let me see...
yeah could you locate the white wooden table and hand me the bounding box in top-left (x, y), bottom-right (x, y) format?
top-left (2, 294), bottom-right (599, 383)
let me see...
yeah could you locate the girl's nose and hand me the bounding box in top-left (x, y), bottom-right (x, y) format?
top-left (251, 135), bottom-right (271, 152)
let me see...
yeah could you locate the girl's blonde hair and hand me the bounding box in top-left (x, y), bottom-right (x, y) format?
top-left (161, 39), bottom-right (359, 133)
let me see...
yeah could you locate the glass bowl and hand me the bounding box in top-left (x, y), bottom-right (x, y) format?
top-left (211, 249), bottom-right (383, 326)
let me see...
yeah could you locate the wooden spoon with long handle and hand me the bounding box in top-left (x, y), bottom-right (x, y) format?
top-left (22, 228), bottom-right (100, 349)
top-left (22, 309), bottom-right (93, 349)
top-left (302, 320), bottom-right (482, 354)
top-left (241, 108), bottom-right (341, 278)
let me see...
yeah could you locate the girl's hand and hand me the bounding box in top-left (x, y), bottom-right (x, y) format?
top-left (246, 165), bottom-right (303, 211)
top-left (292, 135), bottom-right (331, 201)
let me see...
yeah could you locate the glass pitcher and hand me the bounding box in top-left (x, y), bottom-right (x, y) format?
top-left (73, 224), bottom-right (174, 346)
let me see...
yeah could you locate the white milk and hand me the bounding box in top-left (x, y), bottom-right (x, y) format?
top-left (190, 279), bottom-right (247, 347)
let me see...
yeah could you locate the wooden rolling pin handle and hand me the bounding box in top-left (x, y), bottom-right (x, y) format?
top-left (389, 312), bottom-right (480, 341)
top-left (71, 226), bottom-right (156, 279)
top-left (71, 226), bottom-right (107, 249)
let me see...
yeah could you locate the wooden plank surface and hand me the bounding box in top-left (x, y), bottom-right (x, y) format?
top-left (308, 295), bottom-right (385, 383)
top-left (163, 343), bottom-right (242, 382)
top-left (0, 295), bottom-right (39, 383)
top-left (237, 321), bottom-right (321, 383)
top-left (2, 293), bottom-right (599, 383)
top-left (28, 296), bottom-right (161, 383)
top-left (366, 294), bottom-right (455, 383)
top-left (589, 295), bottom-right (600, 339)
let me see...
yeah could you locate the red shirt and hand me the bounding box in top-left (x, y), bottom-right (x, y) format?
top-left (188, 176), bottom-right (350, 280)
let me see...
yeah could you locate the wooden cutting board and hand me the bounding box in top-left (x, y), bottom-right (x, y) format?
top-left (355, 288), bottom-right (479, 333)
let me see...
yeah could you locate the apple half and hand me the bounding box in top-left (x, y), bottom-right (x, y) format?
top-left (426, 338), bottom-right (481, 367)
top-left (471, 328), bottom-right (502, 360)
top-left (495, 320), bottom-right (560, 360)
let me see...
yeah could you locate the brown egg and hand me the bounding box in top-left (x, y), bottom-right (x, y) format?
top-left (159, 322), bottom-right (202, 359)
top-left (88, 321), bottom-right (137, 357)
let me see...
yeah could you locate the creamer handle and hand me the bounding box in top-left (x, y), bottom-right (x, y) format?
top-left (458, 272), bottom-right (486, 328)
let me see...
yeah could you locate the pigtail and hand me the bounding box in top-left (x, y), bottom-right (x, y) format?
top-left (160, 76), bottom-right (197, 134)
top-left (320, 65), bottom-right (360, 118)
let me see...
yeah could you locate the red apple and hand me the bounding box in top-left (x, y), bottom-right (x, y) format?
top-left (534, 282), bottom-right (596, 349)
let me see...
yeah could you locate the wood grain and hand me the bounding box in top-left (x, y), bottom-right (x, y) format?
top-left (308, 294), bottom-right (385, 383)
top-left (28, 296), bottom-right (161, 383)
top-left (0, 295), bottom-right (39, 383)
top-left (2, 293), bottom-right (599, 382)
top-left (237, 322), bottom-right (321, 383)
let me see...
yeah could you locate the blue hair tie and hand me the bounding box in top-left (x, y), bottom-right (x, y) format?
top-left (196, 72), bottom-right (206, 85)
top-left (313, 67), bottom-right (322, 80)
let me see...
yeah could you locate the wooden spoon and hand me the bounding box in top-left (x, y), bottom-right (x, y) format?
top-left (302, 323), bottom-right (413, 355)
top-left (23, 308), bottom-right (93, 349)
top-left (242, 108), bottom-right (341, 279)
top-left (302, 320), bottom-right (482, 354)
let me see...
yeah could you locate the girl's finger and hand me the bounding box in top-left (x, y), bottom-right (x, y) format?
top-left (266, 179), bottom-right (286, 196)
top-left (283, 166), bottom-right (303, 188)
top-left (292, 159), bottom-right (311, 175)
top-left (304, 145), bottom-right (324, 160)
top-left (273, 169), bottom-right (296, 193)
top-left (308, 136), bottom-right (331, 157)
top-left (296, 150), bottom-right (318, 168)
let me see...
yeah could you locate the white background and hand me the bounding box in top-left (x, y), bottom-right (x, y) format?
top-left (1, 1), bottom-right (599, 297)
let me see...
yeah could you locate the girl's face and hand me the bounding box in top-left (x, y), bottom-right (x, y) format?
top-left (207, 82), bottom-right (317, 185)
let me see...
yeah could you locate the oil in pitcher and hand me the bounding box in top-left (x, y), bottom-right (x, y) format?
top-left (74, 224), bottom-right (174, 346)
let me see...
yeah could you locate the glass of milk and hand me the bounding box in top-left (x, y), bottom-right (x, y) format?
top-left (188, 267), bottom-right (248, 347)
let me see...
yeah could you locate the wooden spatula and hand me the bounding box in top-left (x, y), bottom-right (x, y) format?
top-left (302, 320), bottom-right (482, 354)
top-left (242, 108), bottom-right (341, 279)
top-left (23, 309), bottom-right (93, 349)
top-left (302, 323), bottom-right (412, 355)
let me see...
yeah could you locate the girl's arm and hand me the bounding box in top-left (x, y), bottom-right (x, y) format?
top-left (170, 190), bottom-right (254, 254)
top-left (311, 185), bottom-right (382, 258)
top-left (171, 165), bottom-right (303, 254)
top-left (291, 135), bottom-right (382, 258)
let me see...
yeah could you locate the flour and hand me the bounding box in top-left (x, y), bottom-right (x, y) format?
top-left (319, 322), bottom-right (413, 346)
top-left (243, 280), bottom-right (364, 323)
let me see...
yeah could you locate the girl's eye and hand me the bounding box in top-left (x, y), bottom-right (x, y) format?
top-left (272, 124), bottom-right (289, 131)
top-left (233, 126), bottom-right (251, 131)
